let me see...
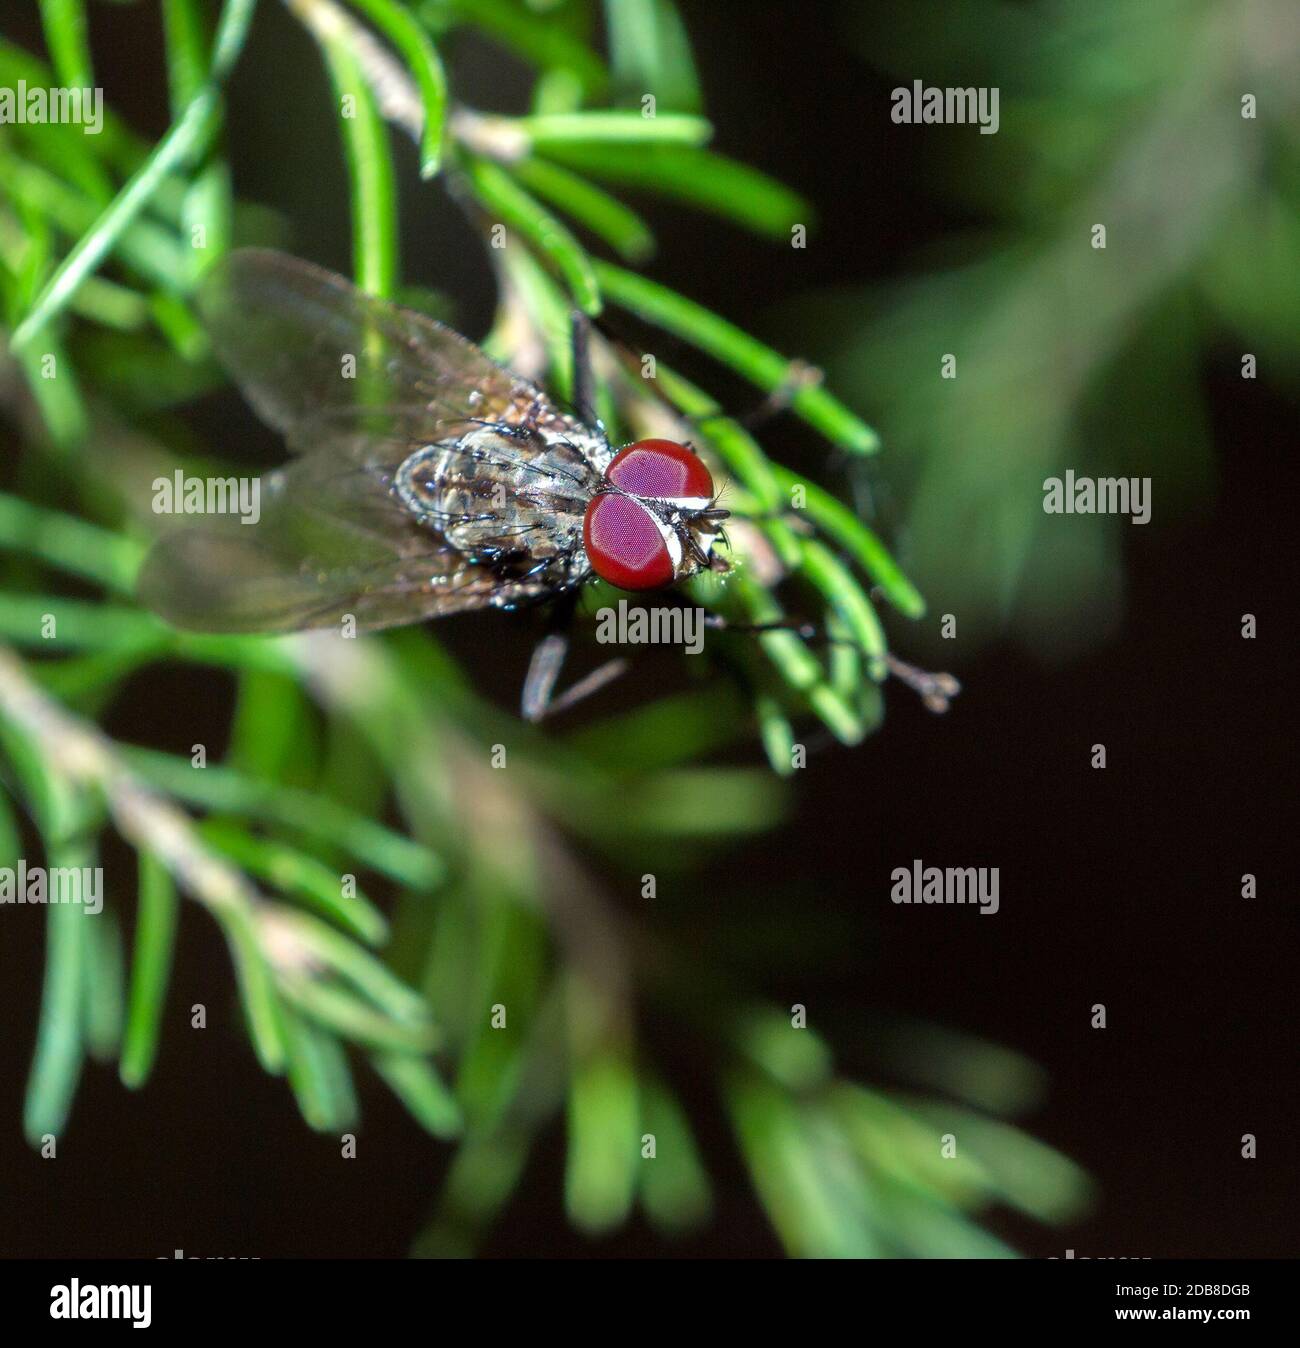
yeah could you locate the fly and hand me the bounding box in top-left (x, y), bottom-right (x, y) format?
top-left (138, 249), bottom-right (731, 719)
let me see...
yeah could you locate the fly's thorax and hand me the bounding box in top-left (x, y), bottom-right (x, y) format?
top-left (395, 424), bottom-right (602, 562)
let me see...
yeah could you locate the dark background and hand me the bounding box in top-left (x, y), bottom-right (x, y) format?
top-left (1, 0), bottom-right (1293, 1258)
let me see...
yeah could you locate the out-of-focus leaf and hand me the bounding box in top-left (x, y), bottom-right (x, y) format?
top-left (345, 0), bottom-right (448, 177)
top-left (595, 261), bottom-right (877, 451)
top-left (461, 154), bottom-right (601, 314)
top-left (371, 1052), bottom-right (463, 1139)
top-left (733, 1004), bottom-right (834, 1091)
top-left (23, 845), bottom-right (94, 1145)
top-left (543, 144), bottom-right (810, 240)
top-left (311, 9), bottom-right (398, 297)
top-left (604, 0), bottom-right (702, 113)
top-left (728, 1072), bottom-right (880, 1258)
top-left (637, 1073), bottom-right (713, 1232)
top-left (120, 850), bottom-right (180, 1089)
top-left (565, 1047), bottom-right (640, 1234)
top-left (509, 156), bottom-right (655, 263)
top-left (281, 1006), bottom-right (360, 1132)
top-left (83, 906), bottom-right (125, 1062)
top-left (202, 822), bottom-right (389, 946)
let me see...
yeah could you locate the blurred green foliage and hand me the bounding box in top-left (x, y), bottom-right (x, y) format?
top-left (799, 0), bottom-right (1300, 661)
top-left (0, 0), bottom-right (1089, 1256)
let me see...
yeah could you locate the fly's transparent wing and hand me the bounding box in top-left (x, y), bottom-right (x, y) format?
top-left (197, 248), bottom-right (585, 455)
top-left (139, 251), bottom-right (603, 633)
top-left (138, 443), bottom-right (512, 633)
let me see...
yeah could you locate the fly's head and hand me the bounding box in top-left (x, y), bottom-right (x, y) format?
top-left (582, 439), bottom-right (729, 592)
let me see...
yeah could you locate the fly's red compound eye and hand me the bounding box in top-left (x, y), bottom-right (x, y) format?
top-left (583, 492), bottom-right (674, 591)
top-left (605, 439), bottom-right (714, 504)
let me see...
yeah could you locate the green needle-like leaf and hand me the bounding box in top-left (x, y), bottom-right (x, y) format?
top-left (542, 143), bottom-right (809, 240)
top-left (346, 0), bottom-right (449, 177)
top-left (637, 1072), bottom-right (713, 1232)
top-left (16, 340), bottom-right (89, 450)
top-left (728, 1072), bottom-right (879, 1258)
top-left (221, 906), bottom-right (288, 1074)
top-left (120, 851), bottom-right (180, 1089)
top-left (462, 154), bottom-right (601, 314)
top-left (161, 0), bottom-right (209, 116)
top-left (10, 0), bottom-right (257, 351)
top-left (24, 849), bottom-right (93, 1146)
top-left (727, 573), bottom-right (865, 744)
top-left (202, 823), bottom-right (390, 947)
top-left (121, 747), bottom-right (444, 894)
top-left (734, 1005), bottom-right (834, 1091)
top-left (181, 161), bottom-right (233, 281)
top-left (647, 361), bottom-right (783, 511)
top-left (422, 0), bottom-right (607, 94)
top-left (83, 907), bottom-right (126, 1063)
top-left (755, 695), bottom-right (798, 777)
top-left (371, 1052), bottom-right (463, 1139)
top-left (489, 240), bottom-right (576, 390)
top-left (314, 16), bottom-right (399, 297)
top-left (509, 156), bottom-right (655, 263)
top-left (595, 261), bottom-right (879, 451)
top-left (565, 1048), bottom-right (639, 1234)
top-left (271, 909), bottom-right (430, 1024)
top-left (279, 975), bottom-right (438, 1054)
top-left (38, 0), bottom-right (93, 91)
top-left (605, 0), bottom-right (703, 114)
top-left (0, 786), bottom-right (20, 868)
top-left (511, 110), bottom-right (711, 148)
top-left (798, 539), bottom-right (888, 679)
top-left (282, 1007), bottom-right (360, 1133)
top-left (771, 469), bottom-right (926, 618)
top-left (1, 158), bottom-right (190, 290)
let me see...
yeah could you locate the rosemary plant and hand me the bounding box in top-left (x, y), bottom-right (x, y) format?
top-left (0, 0), bottom-right (1087, 1256)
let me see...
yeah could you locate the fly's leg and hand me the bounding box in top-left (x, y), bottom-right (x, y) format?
top-left (702, 614), bottom-right (823, 641)
top-left (545, 659), bottom-right (632, 719)
top-left (692, 360), bottom-right (824, 436)
top-left (882, 653), bottom-right (962, 714)
top-left (521, 633), bottom-right (629, 721)
top-left (521, 632), bottom-right (567, 721)
top-left (520, 590), bottom-right (629, 722)
top-left (740, 359), bottom-right (823, 431)
top-left (700, 611), bottom-right (961, 713)
top-left (596, 319), bottom-right (820, 441)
